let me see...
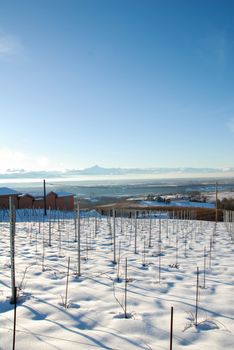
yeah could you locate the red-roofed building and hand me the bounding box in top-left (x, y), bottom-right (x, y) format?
top-left (18, 194), bottom-right (34, 209)
top-left (33, 191), bottom-right (74, 210)
top-left (0, 187), bottom-right (75, 211)
top-left (56, 192), bottom-right (74, 211)
top-left (0, 187), bottom-right (21, 209)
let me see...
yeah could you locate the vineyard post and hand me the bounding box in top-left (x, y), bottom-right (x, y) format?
top-left (12, 286), bottom-right (17, 350)
top-left (43, 179), bottom-right (47, 216)
top-left (215, 181), bottom-right (218, 223)
top-left (48, 207), bottom-right (52, 246)
top-left (176, 237), bottom-right (178, 266)
top-left (65, 256), bottom-right (70, 308)
top-left (170, 306), bottom-right (174, 350)
top-left (117, 241), bottom-right (121, 281)
top-left (209, 237), bottom-right (212, 269)
top-left (195, 267), bottom-right (199, 326)
top-left (9, 197), bottom-right (16, 304)
top-left (159, 214), bottom-right (162, 242)
top-left (124, 257), bottom-right (128, 318)
top-left (113, 209), bottom-right (116, 264)
top-left (74, 203), bottom-right (77, 242)
top-left (203, 246), bottom-right (206, 288)
top-left (149, 212), bottom-right (152, 248)
top-left (134, 211), bottom-right (137, 254)
top-left (158, 241), bottom-right (161, 283)
top-left (77, 202), bottom-right (81, 276)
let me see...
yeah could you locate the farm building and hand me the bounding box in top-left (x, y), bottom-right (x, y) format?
top-left (0, 187), bottom-right (21, 209)
top-left (42, 191), bottom-right (57, 210)
top-left (32, 196), bottom-right (44, 209)
top-left (0, 187), bottom-right (75, 211)
top-left (33, 191), bottom-right (74, 211)
top-left (18, 194), bottom-right (35, 209)
top-left (56, 192), bottom-right (74, 211)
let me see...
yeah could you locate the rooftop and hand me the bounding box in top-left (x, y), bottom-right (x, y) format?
top-left (56, 191), bottom-right (74, 198)
top-left (0, 187), bottom-right (21, 196)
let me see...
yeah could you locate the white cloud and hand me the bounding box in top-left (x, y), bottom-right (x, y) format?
top-left (36, 156), bottom-right (49, 168)
top-left (0, 148), bottom-right (52, 172)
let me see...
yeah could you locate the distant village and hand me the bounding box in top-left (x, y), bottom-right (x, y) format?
top-left (145, 192), bottom-right (208, 204)
top-left (0, 187), bottom-right (75, 211)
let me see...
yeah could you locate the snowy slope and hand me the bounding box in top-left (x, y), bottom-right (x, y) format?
top-left (0, 210), bottom-right (233, 349)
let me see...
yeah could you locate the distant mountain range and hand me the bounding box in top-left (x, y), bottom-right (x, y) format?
top-left (1, 165), bottom-right (234, 179)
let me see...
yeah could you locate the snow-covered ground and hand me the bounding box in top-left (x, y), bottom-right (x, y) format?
top-left (139, 200), bottom-right (215, 208)
top-left (206, 191), bottom-right (234, 202)
top-left (0, 210), bottom-right (233, 350)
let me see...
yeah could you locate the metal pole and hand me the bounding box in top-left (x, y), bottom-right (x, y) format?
top-left (159, 214), bottom-right (161, 242)
top-left (113, 209), bottom-right (116, 264)
top-left (209, 237), bottom-right (212, 269)
top-left (195, 267), bottom-right (199, 326)
top-left (204, 246), bottom-right (206, 288)
top-left (149, 212), bottom-right (152, 248)
top-left (77, 202), bottom-right (81, 276)
top-left (12, 286), bottom-right (17, 350)
top-left (65, 256), bottom-right (70, 308)
top-left (215, 181), bottom-right (218, 223)
top-left (48, 208), bottom-right (51, 246)
top-left (9, 197), bottom-right (16, 304)
top-left (74, 204), bottom-right (77, 242)
top-left (134, 211), bottom-right (137, 254)
top-left (170, 306), bottom-right (174, 350)
top-left (124, 257), bottom-right (128, 318)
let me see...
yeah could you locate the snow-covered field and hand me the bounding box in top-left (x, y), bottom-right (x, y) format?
top-left (139, 200), bottom-right (215, 208)
top-left (0, 210), bottom-right (233, 350)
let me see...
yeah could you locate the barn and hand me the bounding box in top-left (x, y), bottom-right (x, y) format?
top-left (0, 187), bottom-right (75, 211)
top-left (18, 194), bottom-right (35, 209)
top-left (56, 192), bottom-right (75, 211)
top-left (32, 196), bottom-right (44, 210)
top-left (45, 191), bottom-right (57, 210)
top-left (33, 191), bottom-right (74, 210)
top-left (0, 187), bottom-right (21, 209)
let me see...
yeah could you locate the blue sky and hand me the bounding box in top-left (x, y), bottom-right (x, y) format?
top-left (0, 0), bottom-right (234, 171)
